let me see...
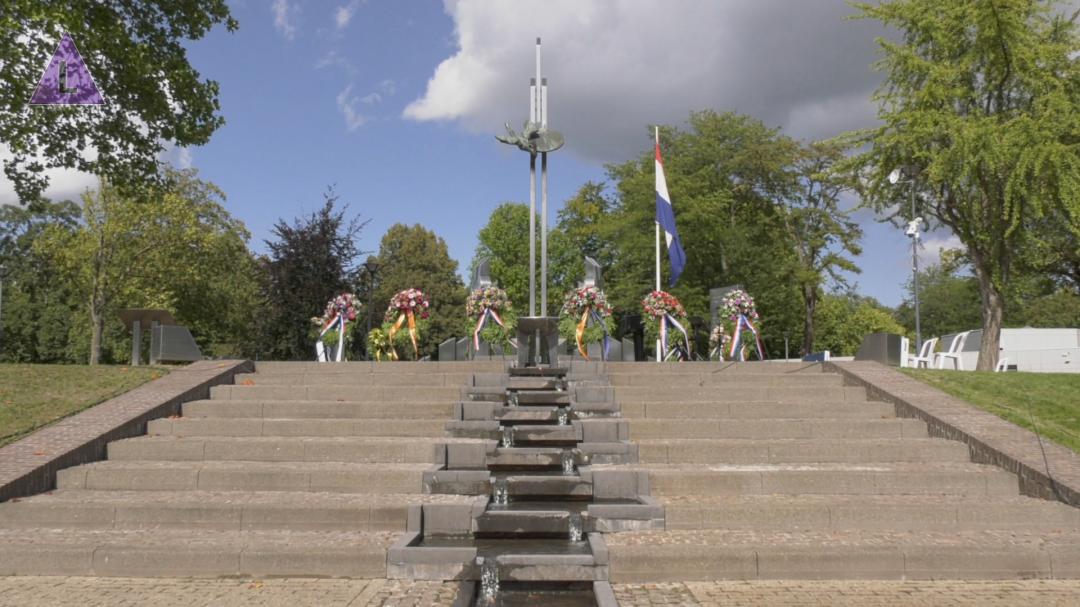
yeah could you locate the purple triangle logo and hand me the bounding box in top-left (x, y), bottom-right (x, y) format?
top-left (30, 34), bottom-right (104, 105)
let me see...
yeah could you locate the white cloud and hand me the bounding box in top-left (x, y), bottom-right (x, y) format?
top-left (918, 232), bottom-right (965, 268)
top-left (0, 144), bottom-right (98, 205)
top-left (376, 79), bottom-right (396, 96)
top-left (158, 142), bottom-right (193, 169)
top-left (360, 92), bottom-right (381, 105)
top-left (272, 0), bottom-right (298, 41)
top-left (335, 1), bottom-right (362, 30)
top-left (336, 84), bottom-right (368, 130)
top-left (405, 0), bottom-right (885, 163)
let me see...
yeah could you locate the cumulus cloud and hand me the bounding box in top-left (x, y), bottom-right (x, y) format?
top-left (405, 0), bottom-right (886, 162)
top-left (272, 0), bottom-right (298, 40)
top-left (0, 144), bottom-right (97, 205)
top-left (918, 232), bottom-right (965, 268)
top-left (335, 1), bottom-right (362, 30)
top-left (158, 142), bottom-right (193, 170)
top-left (336, 84), bottom-right (368, 130)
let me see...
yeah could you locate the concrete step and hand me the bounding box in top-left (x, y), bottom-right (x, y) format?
top-left (148, 417), bottom-right (448, 438)
top-left (210, 384), bottom-right (462, 402)
top-left (606, 528), bottom-right (1080, 581)
top-left (234, 372), bottom-right (472, 386)
top-left (613, 385), bottom-right (866, 403)
top-left (628, 418), bottom-right (928, 440)
top-left (0, 490), bottom-right (482, 532)
top-left (660, 495), bottom-right (1080, 531)
top-left (581, 361), bottom-right (825, 375)
top-left (253, 361), bottom-right (506, 375)
top-left (56, 461), bottom-right (430, 494)
top-left (628, 462), bottom-right (1018, 497)
top-left (637, 438), bottom-right (970, 464)
top-left (620, 401), bottom-right (894, 419)
top-left (607, 372), bottom-right (844, 386)
top-left (516, 391), bottom-right (571, 405)
top-left (108, 436), bottom-right (462, 464)
top-left (469, 374), bottom-right (566, 390)
top-left (490, 447), bottom-right (564, 468)
top-left (0, 527), bottom-right (395, 577)
top-left (182, 400), bottom-right (454, 419)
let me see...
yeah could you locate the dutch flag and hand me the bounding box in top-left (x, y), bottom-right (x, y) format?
top-left (655, 135), bottom-right (687, 286)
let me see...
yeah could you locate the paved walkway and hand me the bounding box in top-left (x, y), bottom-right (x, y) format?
top-left (615, 580), bottom-right (1080, 606)
top-left (3, 577), bottom-right (1080, 606)
top-left (0, 578), bottom-right (459, 607)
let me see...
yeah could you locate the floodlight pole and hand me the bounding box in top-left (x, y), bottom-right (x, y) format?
top-left (910, 180), bottom-right (922, 351)
top-left (0, 265), bottom-right (5, 356)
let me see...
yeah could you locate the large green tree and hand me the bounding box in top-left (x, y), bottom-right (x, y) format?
top-left (38, 169), bottom-right (258, 364)
top-left (259, 189), bottom-right (369, 361)
top-left (568, 113), bottom-right (812, 355)
top-left (814, 293), bottom-right (908, 357)
top-left (1, 1), bottom-right (236, 203)
top-left (472, 203), bottom-right (578, 317)
top-left (0, 199), bottom-right (82, 362)
top-left (372, 223), bottom-right (468, 358)
top-left (847, 0), bottom-right (1080, 369)
top-left (784, 141), bottom-right (863, 355)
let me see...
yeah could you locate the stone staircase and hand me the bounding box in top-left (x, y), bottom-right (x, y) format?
top-left (1, 359), bottom-right (1078, 591)
top-left (0, 362), bottom-right (500, 577)
top-left (600, 361), bottom-right (1080, 582)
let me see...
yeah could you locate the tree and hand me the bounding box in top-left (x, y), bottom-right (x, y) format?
top-left (895, 254), bottom-right (983, 340)
top-left (472, 203), bottom-right (578, 317)
top-left (585, 113), bottom-right (807, 354)
top-left (1, 1), bottom-right (236, 203)
top-left (847, 0), bottom-right (1080, 369)
top-left (814, 293), bottom-right (908, 357)
top-left (260, 189), bottom-right (369, 360)
top-left (372, 224), bottom-right (468, 358)
top-left (0, 199), bottom-right (82, 362)
top-left (37, 170), bottom-right (259, 364)
top-left (783, 141), bottom-right (863, 355)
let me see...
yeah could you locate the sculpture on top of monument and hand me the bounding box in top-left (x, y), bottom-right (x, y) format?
top-left (496, 121), bottom-right (565, 155)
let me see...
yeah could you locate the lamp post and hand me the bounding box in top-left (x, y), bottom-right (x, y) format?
top-left (0, 264), bottom-right (5, 356)
top-left (889, 166), bottom-right (924, 350)
top-left (363, 260), bottom-right (380, 359)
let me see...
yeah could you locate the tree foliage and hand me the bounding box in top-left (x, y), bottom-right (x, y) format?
top-left (846, 0), bottom-right (1080, 369)
top-left (258, 189), bottom-right (368, 361)
top-left (785, 141), bottom-right (863, 355)
top-left (556, 112), bottom-right (858, 356)
top-left (32, 169), bottom-right (257, 364)
top-left (472, 202), bottom-right (577, 317)
top-left (814, 293), bottom-right (908, 357)
top-left (372, 223), bottom-right (468, 358)
top-left (0, 200), bottom-right (82, 362)
top-left (1, 1), bottom-right (237, 203)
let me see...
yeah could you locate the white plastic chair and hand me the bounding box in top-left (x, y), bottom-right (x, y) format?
top-left (995, 357), bottom-right (1010, 372)
top-left (899, 336), bottom-right (910, 367)
top-left (910, 337), bottom-right (938, 369)
top-left (937, 331), bottom-right (971, 370)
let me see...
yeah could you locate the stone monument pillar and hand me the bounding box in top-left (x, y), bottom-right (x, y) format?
top-left (495, 38), bottom-right (565, 366)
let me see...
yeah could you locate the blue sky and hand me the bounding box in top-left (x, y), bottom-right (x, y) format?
top-left (5, 0), bottom-right (951, 308)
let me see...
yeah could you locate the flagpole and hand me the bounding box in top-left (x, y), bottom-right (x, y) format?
top-left (654, 126), bottom-right (662, 362)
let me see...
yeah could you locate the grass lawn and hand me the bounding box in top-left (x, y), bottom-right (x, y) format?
top-left (0, 364), bottom-right (166, 448)
top-left (901, 369), bottom-right (1080, 453)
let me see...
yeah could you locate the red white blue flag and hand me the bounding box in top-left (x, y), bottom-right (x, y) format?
top-left (655, 140), bottom-right (687, 286)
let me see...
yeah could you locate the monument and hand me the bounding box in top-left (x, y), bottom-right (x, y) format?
top-left (497, 38), bottom-right (565, 366)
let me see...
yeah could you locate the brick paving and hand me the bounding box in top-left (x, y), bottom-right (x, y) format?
top-left (4, 577), bottom-right (1078, 606)
top-left (0, 577), bottom-right (460, 606)
top-left (0, 360), bottom-right (251, 502)
top-left (614, 580), bottom-right (1080, 606)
